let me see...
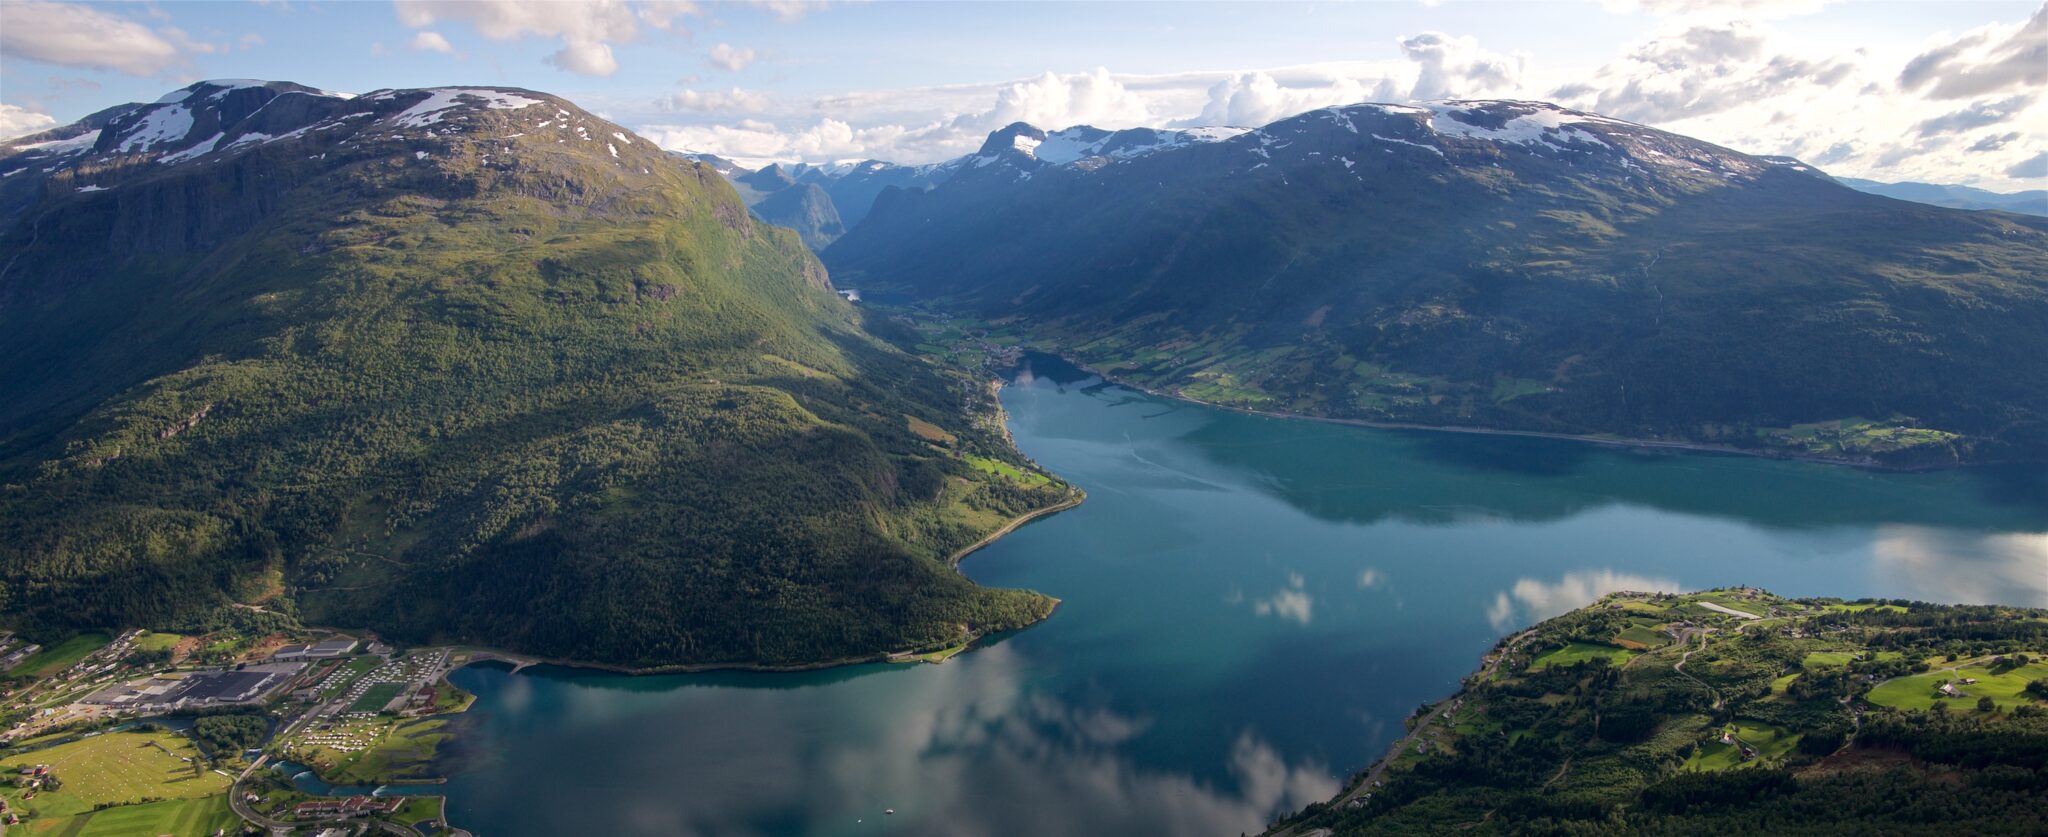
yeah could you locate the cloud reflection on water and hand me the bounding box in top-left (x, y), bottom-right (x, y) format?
top-left (1872, 526), bottom-right (2048, 608)
top-left (1487, 569), bottom-right (1682, 630)
top-left (449, 641), bottom-right (1335, 836)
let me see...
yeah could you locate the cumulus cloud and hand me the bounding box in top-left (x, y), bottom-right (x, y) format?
top-left (1400, 31), bottom-right (1524, 100)
top-left (706, 43), bottom-right (756, 72)
top-left (0, 103), bottom-right (58, 141)
top-left (1487, 570), bottom-right (1680, 631)
top-left (987, 68), bottom-right (1153, 128)
top-left (1898, 6), bottom-right (2047, 100)
top-left (394, 0), bottom-right (688, 77)
top-left (409, 31), bottom-right (456, 54)
top-left (0, 1), bottom-right (194, 76)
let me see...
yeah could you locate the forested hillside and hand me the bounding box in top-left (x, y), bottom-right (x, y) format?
top-left (0, 82), bottom-right (1070, 667)
top-left (826, 101), bottom-right (2048, 466)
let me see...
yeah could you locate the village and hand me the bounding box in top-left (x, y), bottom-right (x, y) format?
top-left (0, 623), bottom-right (476, 836)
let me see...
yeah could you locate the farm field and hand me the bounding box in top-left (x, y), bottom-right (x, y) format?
top-left (0, 730), bottom-right (228, 820)
top-left (13, 793), bottom-right (236, 836)
top-left (11, 633), bottom-right (111, 678)
top-left (1529, 641), bottom-right (1635, 670)
top-left (1865, 659), bottom-right (2048, 711)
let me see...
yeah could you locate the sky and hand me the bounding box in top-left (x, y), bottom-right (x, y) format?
top-left (0, 0), bottom-right (2042, 190)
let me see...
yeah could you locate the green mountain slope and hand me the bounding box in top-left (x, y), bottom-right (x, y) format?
top-left (0, 82), bottom-right (1070, 667)
top-left (1270, 590), bottom-right (2048, 835)
top-left (751, 181), bottom-right (847, 250)
top-left (826, 101), bottom-right (2048, 466)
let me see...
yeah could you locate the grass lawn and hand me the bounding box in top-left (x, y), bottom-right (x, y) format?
top-left (1529, 642), bottom-right (1636, 671)
top-left (16, 793), bottom-right (236, 837)
top-left (347, 682), bottom-right (407, 714)
top-left (392, 795), bottom-right (447, 828)
top-left (1865, 660), bottom-right (2048, 712)
top-left (1802, 651), bottom-right (1857, 669)
top-left (11, 633), bottom-right (111, 678)
top-left (0, 730), bottom-right (228, 821)
top-left (131, 631), bottom-right (185, 653)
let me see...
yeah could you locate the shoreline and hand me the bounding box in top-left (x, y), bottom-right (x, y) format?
top-left (443, 451), bottom-right (1085, 678)
top-left (1043, 351), bottom-right (1953, 472)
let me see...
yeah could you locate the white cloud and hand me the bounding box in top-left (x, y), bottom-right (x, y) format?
top-left (751, 0), bottom-right (831, 22)
top-left (1549, 16), bottom-right (2047, 190)
top-left (986, 68), bottom-right (1153, 128)
top-left (1899, 6), bottom-right (2046, 101)
top-left (239, 32), bottom-right (266, 51)
top-left (1486, 570), bottom-right (1680, 631)
top-left (0, 1), bottom-right (192, 76)
top-left (707, 43), bottom-right (756, 72)
top-left (393, 0), bottom-right (690, 77)
top-left (548, 40), bottom-right (617, 76)
top-left (409, 31), bottom-right (456, 54)
top-left (1399, 31), bottom-right (1524, 100)
top-left (634, 7), bottom-right (2044, 189)
top-left (0, 103), bottom-right (59, 141)
top-left (663, 87), bottom-right (773, 112)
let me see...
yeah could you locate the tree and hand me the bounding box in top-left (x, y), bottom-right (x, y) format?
top-left (1977, 696), bottom-right (1996, 713)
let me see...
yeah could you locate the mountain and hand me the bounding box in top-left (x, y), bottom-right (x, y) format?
top-left (679, 122), bottom-right (1248, 246)
top-left (825, 100), bottom-right (2048, 466)
top-left (750, 181), bottom-right (846, 249)
top-left (1837, 177), bottom-right (2048, 216)
top-left (0, 80), bottom-right (1072, 668)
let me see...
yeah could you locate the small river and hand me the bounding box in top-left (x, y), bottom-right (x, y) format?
top-left (439, 353), bottom-right (2047, 836)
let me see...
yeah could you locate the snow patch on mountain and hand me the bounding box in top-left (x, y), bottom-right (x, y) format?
top-left (386, 88), bottom-right (546, 129)
top-left (117, 105), bottom-right (196, 152)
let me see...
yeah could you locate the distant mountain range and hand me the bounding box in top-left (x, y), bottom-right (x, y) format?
top-left (1836, 177), bottom-right (2046, 216)
top-left (819, 100), bottom-right (2048, 465)
top-left (0, 80), bottom-right (1069, 667)
top-left (679, 123), bottom-right (1250, 249)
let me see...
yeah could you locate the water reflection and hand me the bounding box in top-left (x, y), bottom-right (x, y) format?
top-left (1873, 527), bottom-right (2048, 607)
top-left (438, 353), bottom-right (2048, 836)
top-left (1486, 569), bottom-right (1683, 631)
top-left (445, 642), bottom-right (1334, 836)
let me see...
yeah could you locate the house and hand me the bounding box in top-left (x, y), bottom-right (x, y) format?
top-left (1961, 678), bottom-right (1979, 685)
top-left (1938, 682), bottom-right (1960, 697)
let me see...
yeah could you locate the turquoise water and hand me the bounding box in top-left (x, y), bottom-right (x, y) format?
top-left (440, 354), bottom-right (2047, 835)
